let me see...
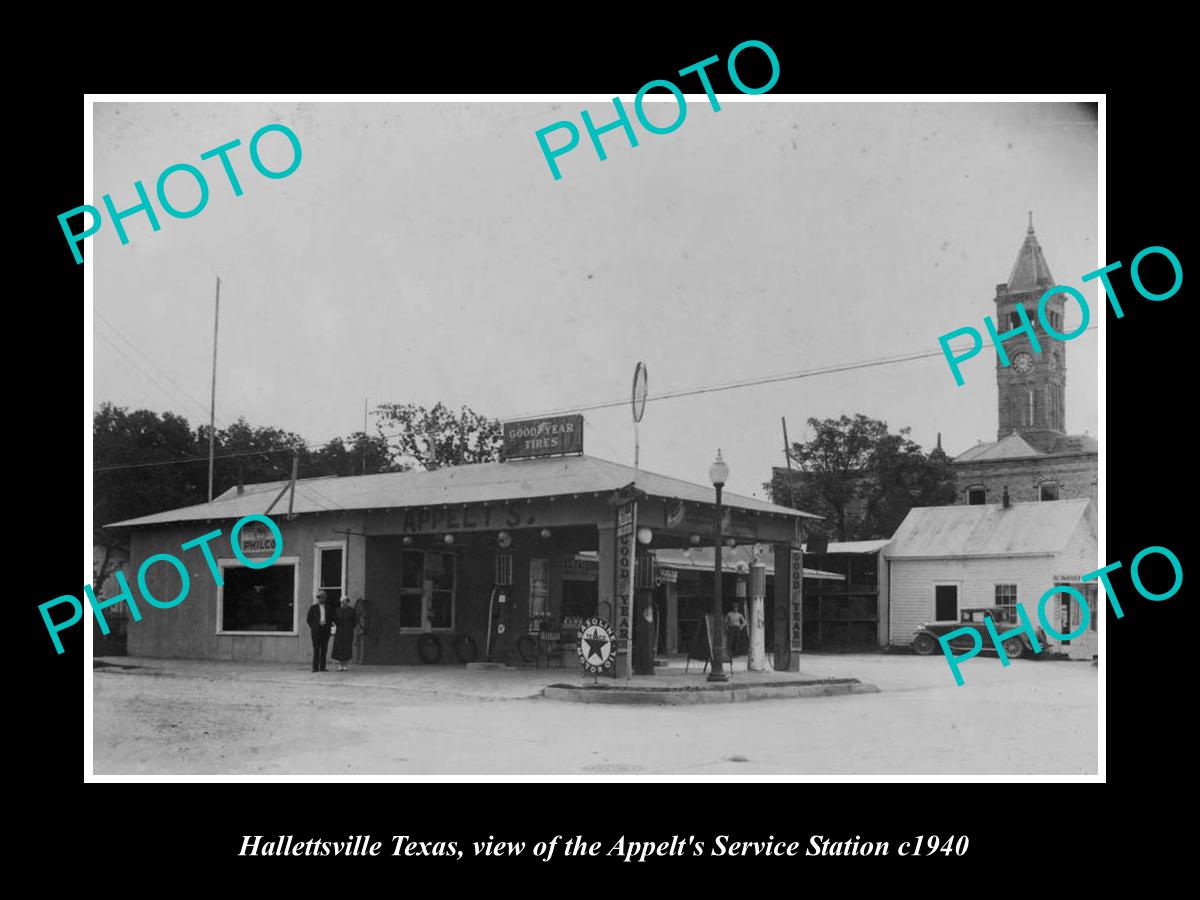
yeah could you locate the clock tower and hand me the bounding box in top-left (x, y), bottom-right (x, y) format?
top-left (994, 214), bottom-right (1067, 453)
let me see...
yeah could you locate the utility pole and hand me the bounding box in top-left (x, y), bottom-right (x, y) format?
top-left (287, 451), bottom-right (299, 520)
top-left (781, 416), bottom-right (796, 508)
top-left (207, 276), bottom-right (221, 503)
top-left (362, 397), bottom-right (368, 476)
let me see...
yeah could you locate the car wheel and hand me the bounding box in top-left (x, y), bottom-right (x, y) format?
top-left (912, 634), bottom-right (937, 656)
top-left (1003, 637), bottom-right (1025, 659)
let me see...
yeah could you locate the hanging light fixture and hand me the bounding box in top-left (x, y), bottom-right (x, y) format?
top-left (402, 535), bottom-right (413, 546)
top-left (637, 527), bottom-right (653, 545)
top-left (540, 528), bottom-right (552, 539)
top-left (444, 534), bottom-right (455, 545)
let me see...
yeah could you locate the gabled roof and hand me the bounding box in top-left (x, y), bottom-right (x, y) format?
top-left (885, 499), bottom-right (1094, 559)
top-left (107, 454), bottom-right (819, 528)
top-left (1007, 218), bottom-right (1055, 292)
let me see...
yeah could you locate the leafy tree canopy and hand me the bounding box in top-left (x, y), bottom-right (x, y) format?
top-left (92, 401), bottom-right (500, 585)
top-left (765, 414), bottom-right (956, 542)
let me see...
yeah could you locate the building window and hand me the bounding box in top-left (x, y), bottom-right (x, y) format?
top-left (1009, 310), bottom-right (1021, 329)
top-left (967, 486), bottom-right (986, 505)
top-left (399, 549), bottom-right (456, 631)
top-left (314, 541), bottom-right (346, 606)
top-left (1027, 385), bottom-right (1036, 427)
top-left (995, 584), bottom-right (1018, 608)
top-left (934, 584), bottom-right (958, 621)
top-left (217, 557), bottom-right (300, 634)
top-left (1040, 482), bottom-right (1059, 501)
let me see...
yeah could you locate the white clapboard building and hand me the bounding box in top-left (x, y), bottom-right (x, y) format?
top-left (885, 497), bottom-right (1098, 660)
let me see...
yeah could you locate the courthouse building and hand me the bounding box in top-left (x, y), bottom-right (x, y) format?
top-left (952, 219), bottom-right (1098, 507)
top-left (108, 416), bottom-right (819, 674)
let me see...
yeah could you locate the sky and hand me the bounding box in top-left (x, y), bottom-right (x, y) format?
top-left (92, 99), bottom-right (1098, 500)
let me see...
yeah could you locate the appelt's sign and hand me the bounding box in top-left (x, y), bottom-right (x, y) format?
top-left (501, 414), bottom-right (584, 459)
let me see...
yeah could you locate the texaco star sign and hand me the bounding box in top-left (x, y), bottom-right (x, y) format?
top-left (578, 616), bottom-right (615, 676)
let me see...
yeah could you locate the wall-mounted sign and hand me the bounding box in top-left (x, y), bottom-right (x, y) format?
top-left (238, 521), bottom-right (277, 557)
top-left (578, 616), bottom-right (615, 676)
top-left (563, 555), bottom-right (599, 581)
top-left (501, 414), bottom-right (584, 459)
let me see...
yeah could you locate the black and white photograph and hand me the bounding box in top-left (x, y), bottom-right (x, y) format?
top-left (83, 95), bottom-right (1102, 779)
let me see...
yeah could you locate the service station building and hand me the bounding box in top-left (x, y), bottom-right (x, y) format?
top-left (109, 421), bottom-right (818, 677)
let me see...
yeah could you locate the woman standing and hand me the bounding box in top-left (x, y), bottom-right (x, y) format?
top-left (332, 596), bottom-right (357, 672)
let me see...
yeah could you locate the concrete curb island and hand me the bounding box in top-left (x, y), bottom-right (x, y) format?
top-left (543, 678), bottom-right (881, 705)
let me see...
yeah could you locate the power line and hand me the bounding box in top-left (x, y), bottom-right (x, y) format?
top-left (501, 327), bottom-right (1100, 420)
top-left (94, 314), bottom-right (346, 511)
top-left (96, 313), bottom-right (211, 416)
top-left (95, 330), bottom-right (203, 417)
top-left (95, 325), bottom-right (1098, 488)
top-left (94, 446), bottom-right (298, 473)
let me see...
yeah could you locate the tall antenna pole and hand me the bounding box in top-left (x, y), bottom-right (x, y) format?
top-left (362, 397), bottom-right (368, 475)
top-left (207, 276), bottom-right (221, 503)
top-left (781, 416), bottom-right (795, 508)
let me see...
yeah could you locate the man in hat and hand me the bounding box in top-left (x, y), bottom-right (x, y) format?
top-left (307, 590), bottom-right (332, 672)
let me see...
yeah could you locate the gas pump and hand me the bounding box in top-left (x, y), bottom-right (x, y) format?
top-left (486, 551), bottom-right (514, 663)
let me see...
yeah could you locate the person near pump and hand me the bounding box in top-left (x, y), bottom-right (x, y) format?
top-left (307, 590), bottom-right (332, 672)
top-left (332, 596), bottom-right (357, 671)
top-left (724, 602), bottom-right (748, 661)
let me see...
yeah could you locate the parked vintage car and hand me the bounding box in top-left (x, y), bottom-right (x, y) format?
top-left (911, 606), bottom-right (1047, 659)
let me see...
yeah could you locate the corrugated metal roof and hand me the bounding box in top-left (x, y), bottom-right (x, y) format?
top-left (807, 539), bottom-right (891, 555)
top-left (885, 499), bottom-right (1093, 559)
top-left (652, 547), bottom-right (844, 581)
top-left (107, 454), bottom-right (819, 528)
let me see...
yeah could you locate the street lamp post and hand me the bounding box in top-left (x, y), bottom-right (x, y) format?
top-left (708, 450), bottom-right (730, 683)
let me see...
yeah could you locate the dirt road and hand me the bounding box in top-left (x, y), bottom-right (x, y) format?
top-left (92, 653), bottom-right (1097, 776)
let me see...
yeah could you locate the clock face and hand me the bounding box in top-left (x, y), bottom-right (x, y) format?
top-left (1012, 351), bottom-right (1034, 374)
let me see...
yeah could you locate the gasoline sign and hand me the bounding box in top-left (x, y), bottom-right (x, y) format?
top-left (577, 616), bottom-right (615, 675)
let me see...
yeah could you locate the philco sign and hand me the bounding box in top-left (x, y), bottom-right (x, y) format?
top-left (501, 414), bottom-right (584, 459)
top-left (239, 521), bottom-right (278, 557)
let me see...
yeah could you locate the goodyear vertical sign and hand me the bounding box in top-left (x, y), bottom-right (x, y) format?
top-left (789, 549), bottom-right (803, 654)
top-left (615, 501), bottom-right (636, 653)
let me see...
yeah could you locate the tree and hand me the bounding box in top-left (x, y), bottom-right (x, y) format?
top-left (93, 400), bottom-right (499, 585)
top-left (93, 403), bottom-right (204, 585)
top-left (374, 402), bottom-right (502, 470)
top-left (765, 414), bottom-right (956, 542)
top-left (306, 432), bottom-right (394, 477)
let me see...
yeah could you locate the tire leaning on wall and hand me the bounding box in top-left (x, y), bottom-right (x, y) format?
top-left (417, 633), bottom-right (442, 664)
top-left (453, 633), bottom-right (478, 663)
